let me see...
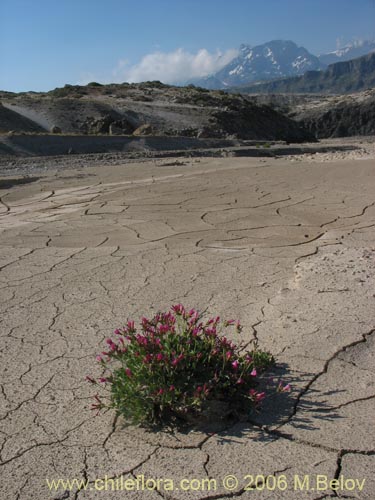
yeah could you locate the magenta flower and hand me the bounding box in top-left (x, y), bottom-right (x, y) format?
top-left (277, 382), bottom-right (291, 392)
top-left (125, 368), bottom-right (132, 377)
top-left (127, 320), bottom-right (135, 331)
top-left (255, 391), bottom-right (266, 403)
top-left (143, 354), bottom-right (152, 364)
top-left (232, 360), bottom-right (240, 370)
top-left (172, 304), bottom-right (185, 316)
top-left (250, 368), bottom-right (257, 377)
top-left (106, 338), bottom-right (117, 351)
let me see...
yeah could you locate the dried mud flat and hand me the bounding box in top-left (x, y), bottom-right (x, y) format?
top-left (1, 141), bottom-right (375, 499)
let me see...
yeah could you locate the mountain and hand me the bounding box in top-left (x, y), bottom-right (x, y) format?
top-left (191, 40), bottom-right (325, 89)
top-left (231, 52), bottom-right (375, 95)
top-left (319, 39), bottom-right (375, 66)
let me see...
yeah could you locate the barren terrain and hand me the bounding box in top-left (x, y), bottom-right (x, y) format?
top-left (1, 144), bottom-right (375, 499)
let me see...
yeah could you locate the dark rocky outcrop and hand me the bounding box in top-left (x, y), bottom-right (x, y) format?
top-left (294, 90), bottom-right (375, 138)
top-left (213, 102), bottom-right (312, 142)
top-left (0, 102), bottom-right (45, 133)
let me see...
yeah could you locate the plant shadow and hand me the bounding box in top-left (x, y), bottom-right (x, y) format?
top-left (122, 361), bottom-right (349, 444)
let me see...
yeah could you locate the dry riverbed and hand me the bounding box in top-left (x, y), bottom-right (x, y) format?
top-left (1, 146), bottom-right (375, 499)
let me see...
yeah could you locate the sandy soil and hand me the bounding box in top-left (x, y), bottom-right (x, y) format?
top-left (1, 148), bottom-right (375, 499)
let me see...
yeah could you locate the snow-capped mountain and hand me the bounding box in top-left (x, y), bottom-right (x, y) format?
top-left (191, 40), bottom-right (325, 89)
top-left (319, 40), bottom-right (375, 66)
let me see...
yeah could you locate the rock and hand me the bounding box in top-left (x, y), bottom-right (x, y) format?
top-left (51, 125), bottom-right (62, 134)
top-left (91, 115), bottom-right (114, 134)
top-left (109, 119), bottom-right (135, 135)
top-left (133, 123), bottom-right (153, 136)
top-left (197, 127), bottom-right (222, 139)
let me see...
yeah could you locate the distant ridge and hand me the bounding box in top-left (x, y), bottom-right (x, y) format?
top-left (318, 39), bottom-right (375, 65)
top-left (229, 52), bottom-right (375, 94)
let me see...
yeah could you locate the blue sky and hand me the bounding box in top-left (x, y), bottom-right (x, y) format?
top-left (1, 0), bottom-right (374, 91)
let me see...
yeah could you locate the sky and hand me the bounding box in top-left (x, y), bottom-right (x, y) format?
top-left (1, 0), bottom-right (375, 92)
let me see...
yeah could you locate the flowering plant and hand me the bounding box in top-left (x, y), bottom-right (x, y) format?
top-left (87, 305), bottom-right (275, 424)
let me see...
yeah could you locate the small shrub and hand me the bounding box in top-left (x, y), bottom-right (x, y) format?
top-left (87, 305), bottom-right (275, 425)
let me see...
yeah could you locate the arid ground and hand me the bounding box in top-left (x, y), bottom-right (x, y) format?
top-left (1, 143), bottom-right (375, 499)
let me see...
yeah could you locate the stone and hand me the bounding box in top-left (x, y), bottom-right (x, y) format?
top-left (133, 123), bottom-right (153, 136)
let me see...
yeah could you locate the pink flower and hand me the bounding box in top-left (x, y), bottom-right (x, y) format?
top-left (169, 385), bottom-right (175, 392)
top-left (226, 351), bottom-right (233, 361)
top-left (231, 360), bottom-right (240, 370)
top-left (172, 304), bottom-right (185, 316)
top-left (250, 368), bottom-right (257, 377)
top-left (125, 368), bottom-right (132, 377)
top-left (99, 377), bottom-right (107, 383)
top-left (135, 334), bottom-right (148, 346)
top-left (249, 389), bottom-right (265, 404)
top-left (236, 377), bottom-right (245, 385)
top-left (143, 354), bottom-right (152, 364)
top-left (171, 353), bottom-right (184, 367)
top-left (157, 388), bottom-right (164, 395)
top-left (256, 391), bottom-right (266, 403)
top-left (158, 324), bottom-right (170, 334)
top-left (126, 320), bottom-right (135, 331)
top-left (277, 382), bottom-right (291, 393)
top-left (106, 338), bottom-right (117, 351)
top-left (156, 353), bottom-right (164, 362)
top-left (191, 327), bottom-right (200, 336)
top-left (96, 355), bottom-right (104, 363)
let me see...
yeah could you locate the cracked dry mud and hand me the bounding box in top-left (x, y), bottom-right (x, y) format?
top-left (0, 153), bottom-right (374, 499)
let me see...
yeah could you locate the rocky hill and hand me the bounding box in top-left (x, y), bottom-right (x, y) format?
top-left (0, 82), bottom-right (312, 142)
top-left (231, 52), bottom-right (375, 94)
top-left (292, 89), bottom-right (375, 138)
top-left (242, 89), bottom-right (375, 139)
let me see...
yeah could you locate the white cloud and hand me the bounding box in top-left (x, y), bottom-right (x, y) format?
top-left (113, 48), bottom-right (238, 84)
